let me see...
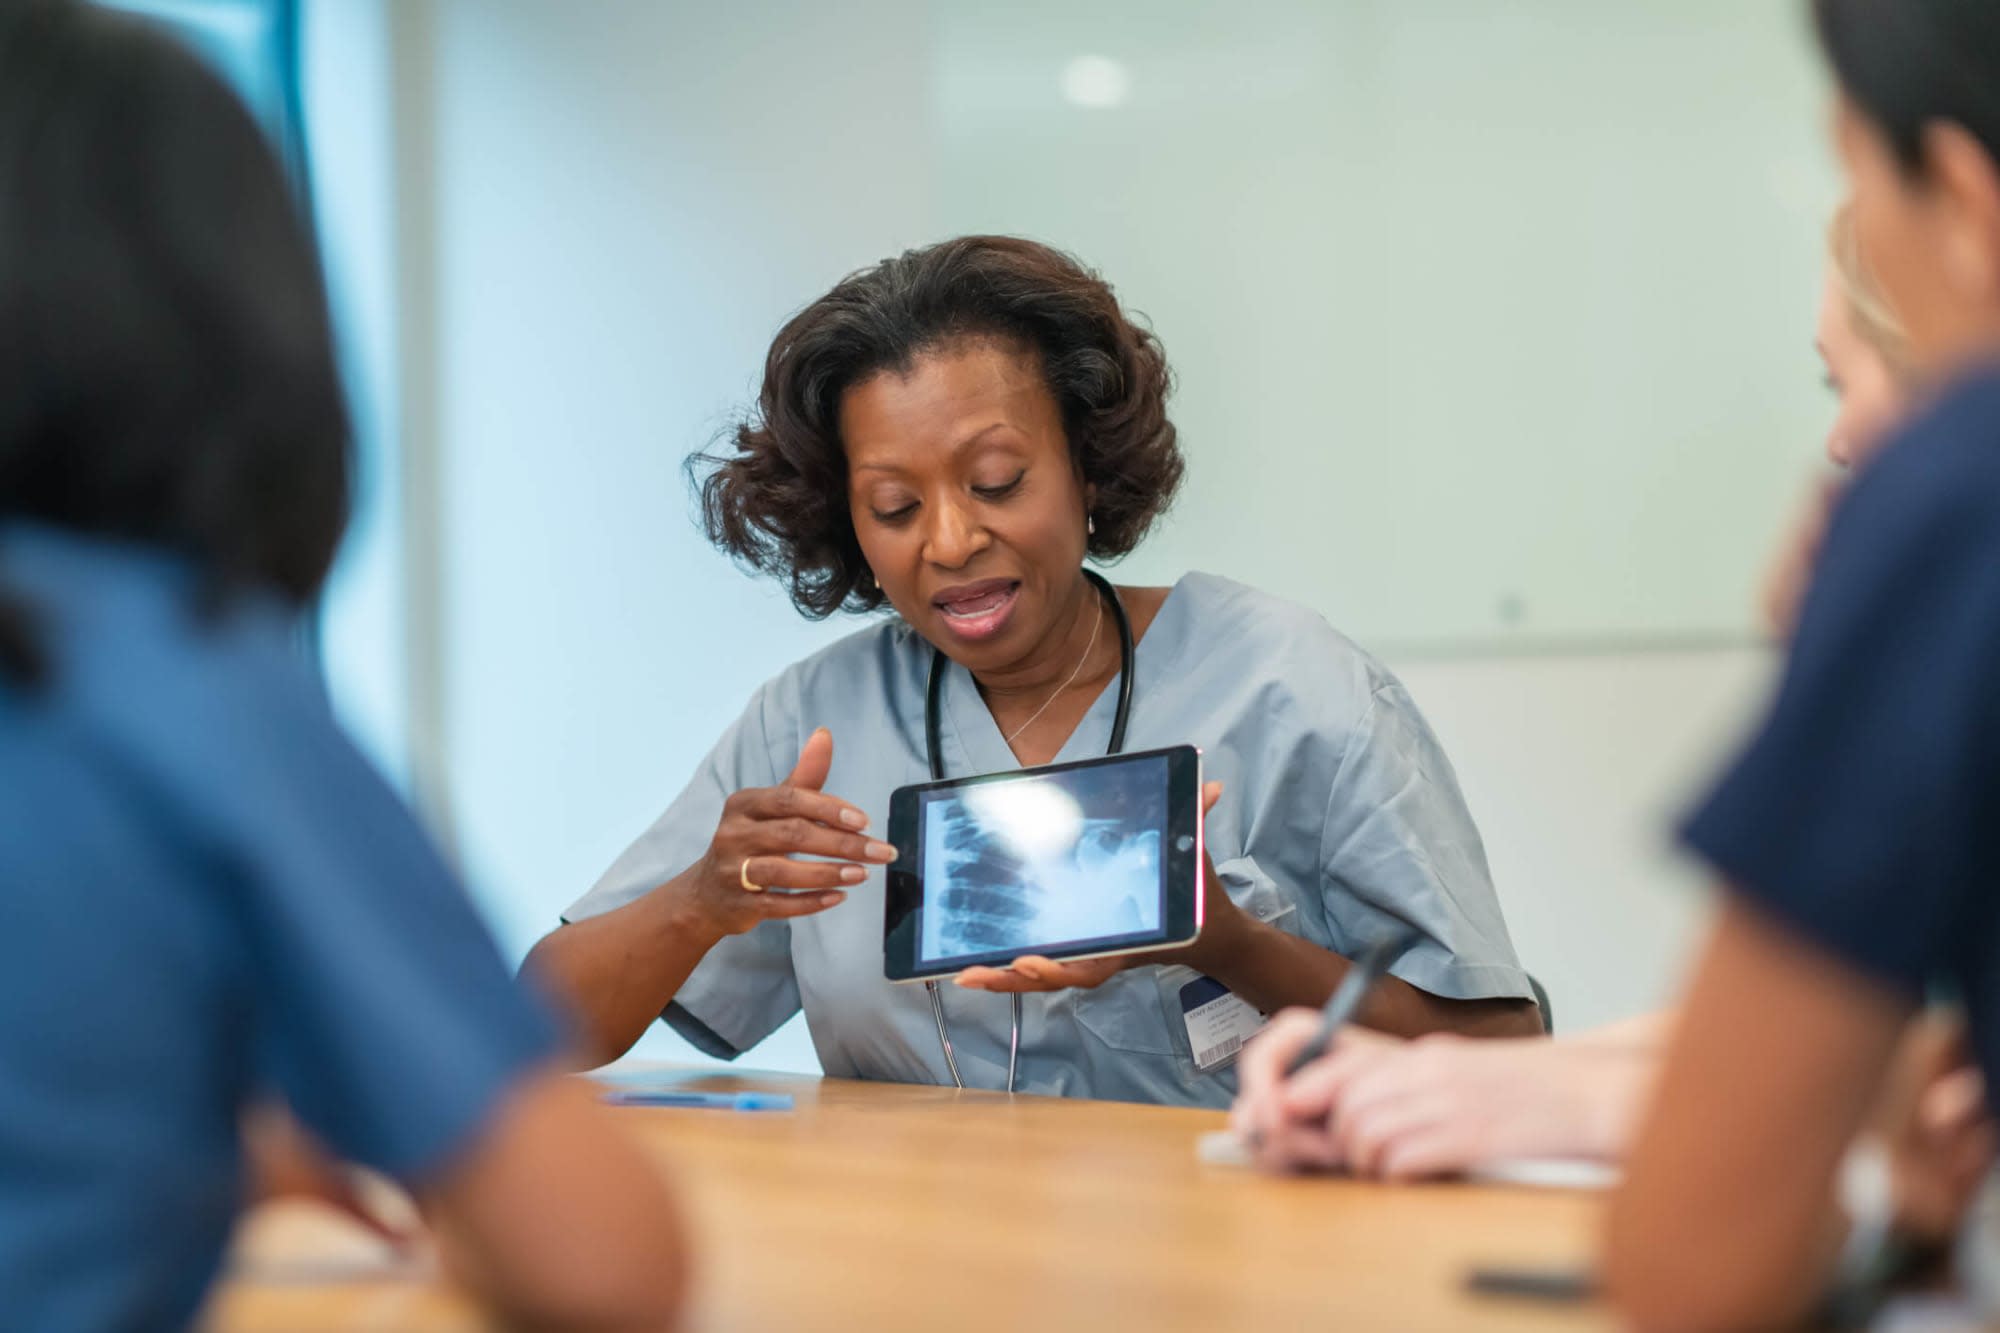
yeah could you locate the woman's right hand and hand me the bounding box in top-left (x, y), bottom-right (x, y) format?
top-left (1230, 1011), bottom-right (1399, 1171)
top-left (1232, 1012), bottom-right (1643, 1178)
top-left (677, 726), bottom-right (897, 939)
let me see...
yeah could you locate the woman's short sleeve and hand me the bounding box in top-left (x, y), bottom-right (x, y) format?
top-left (1318, 683), bottom-right (1537, 1004)
top-left (563, 685), bottom-right (803, 1058)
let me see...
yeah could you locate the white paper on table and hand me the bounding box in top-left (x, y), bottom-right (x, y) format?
top-left (1194, 1134), bottom-right (1618, 1192)
top-left (1465, 1158), bottom-right (1620, 1191)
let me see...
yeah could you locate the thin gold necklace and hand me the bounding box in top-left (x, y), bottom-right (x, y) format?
top-left (1004, 594), bottom-right (1103, 746)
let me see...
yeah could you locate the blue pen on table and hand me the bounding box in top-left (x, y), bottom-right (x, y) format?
top-left (597, 1089), bottom-right (795, 1111)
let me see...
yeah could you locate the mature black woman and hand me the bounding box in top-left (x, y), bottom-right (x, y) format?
top-left (524, 236), bottom-right (1543, 1105)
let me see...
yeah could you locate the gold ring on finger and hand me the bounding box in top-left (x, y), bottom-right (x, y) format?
top-left (739, 857), bottom-right (764, 893)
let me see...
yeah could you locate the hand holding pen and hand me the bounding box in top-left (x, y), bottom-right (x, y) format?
top-left (1228, 928), bottom-right (1419, 1171)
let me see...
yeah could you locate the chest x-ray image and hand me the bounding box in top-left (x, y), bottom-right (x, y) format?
top-left (918, 757), bottom-right (1168, 967)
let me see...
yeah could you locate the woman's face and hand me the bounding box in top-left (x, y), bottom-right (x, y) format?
top-left (1836, 95), bottom-right (2000, 380)
top-left (1816, 268), bottom-right (1906, 469)
top-left (841, 340), bottom-right (1092, 675)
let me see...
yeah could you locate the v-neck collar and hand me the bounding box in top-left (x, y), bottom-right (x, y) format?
top-left (935, 573), bottom-right (1191, 778)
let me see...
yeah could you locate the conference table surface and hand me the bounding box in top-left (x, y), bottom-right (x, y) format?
top-left (204, 1065), bottom-right (1614, 1332)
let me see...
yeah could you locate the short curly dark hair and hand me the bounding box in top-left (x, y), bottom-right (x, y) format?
top-left (693, 235), bottom-right (1183, 618)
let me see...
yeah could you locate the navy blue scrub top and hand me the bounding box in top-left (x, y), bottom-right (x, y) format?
top-left (1684, 365), bottom-right (2000, 1089)
top-left (0, 525), bottom-right (559, 1333)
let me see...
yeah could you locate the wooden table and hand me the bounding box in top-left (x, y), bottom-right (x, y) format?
top-left (204, 1067), bottom-right (1614, 1331)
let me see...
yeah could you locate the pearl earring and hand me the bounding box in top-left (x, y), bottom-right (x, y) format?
top-left (1086, 514), bottom-right (1096, 537)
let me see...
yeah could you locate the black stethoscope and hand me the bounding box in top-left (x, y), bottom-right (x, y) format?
top-left (921, 567), bottom-right (1137, 1092)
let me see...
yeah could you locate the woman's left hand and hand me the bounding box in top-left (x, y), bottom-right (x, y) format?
top-left (953, 781), bottom-right (1238, 995)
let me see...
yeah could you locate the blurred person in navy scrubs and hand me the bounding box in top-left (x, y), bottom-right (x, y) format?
top-left (1607, 1), bottom-right (2000, 1326)
top-left (0, 4), bottom-right (685, 1329)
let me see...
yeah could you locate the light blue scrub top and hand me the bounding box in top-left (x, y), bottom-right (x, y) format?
top-left (566, 572), bottom-right (1532, 1107)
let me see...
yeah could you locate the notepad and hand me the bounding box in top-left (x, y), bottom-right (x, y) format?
top-left (1193, 1131), bottom-right (1617, 1191)
top-left (1465, 1158), bottom-right (1619, 1191)
top-left (225, 1199), bottom-right (436, 1286)
top-left (1195, 1130), bottom-right (1255, 1167)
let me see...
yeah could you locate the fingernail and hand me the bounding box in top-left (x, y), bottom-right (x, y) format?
top-left (839, 808), bottom-right (868, 830)
top-left (839, 865), bottom-right (865, 884)
top-left (821, 891), bottom-right (847, 906)
top-left (866, 840), bottom-right (898, 862)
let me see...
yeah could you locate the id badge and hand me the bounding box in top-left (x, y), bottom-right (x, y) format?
top-left (1178, 975), bottom-right (1266, 1072)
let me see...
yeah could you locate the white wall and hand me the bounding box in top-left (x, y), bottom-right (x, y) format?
top-left (1392, 643), bottom-right (1774, 1033)
top-left (420, 0), bottom-right (934, 961)
top-left (356, 1), bottom-right (1809, 1070)
top-left (933, 0), bottom-right (1838, 644)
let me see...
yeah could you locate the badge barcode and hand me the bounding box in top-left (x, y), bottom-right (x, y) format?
top-left (1195, 1033), bottom-right (1244, 1068)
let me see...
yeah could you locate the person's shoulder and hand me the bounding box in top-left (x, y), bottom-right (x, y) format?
top-left (736, 613), bottom-right (925, 728)
top-left (1898, 363), bottom-right (2000, 450)
top-left (6, 529), bottom-right (308, 707)
top-left (1844, 367), bottom-right (2000, 532)
top-left (5, 531), bottom-right (338, 828)
top-left (1174, 572), bottom-right (1384, 671)
top-left (1809, 368), bottom-right (2000, 627)
top-left (1170, 571), bottom-right (1391, 710)
top-left (761, 614), bottom-right (918, 688)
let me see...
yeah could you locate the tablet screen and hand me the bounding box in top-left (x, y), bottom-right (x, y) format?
top-left (913, 751), bottom-right (1170, 971)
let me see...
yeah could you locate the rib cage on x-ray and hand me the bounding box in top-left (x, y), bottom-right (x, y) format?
top-left (920, 760), bottom-right (1166, 965)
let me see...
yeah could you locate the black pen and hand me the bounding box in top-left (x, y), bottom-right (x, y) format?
top-left (1284, 926), bottom-right (1422, 1076)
